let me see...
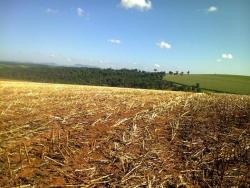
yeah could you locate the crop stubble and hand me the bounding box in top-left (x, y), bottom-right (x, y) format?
top-left (0, 81), bottom-right (249, 187)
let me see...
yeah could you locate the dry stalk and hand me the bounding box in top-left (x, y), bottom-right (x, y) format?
top-left (121, 163), bottom-right (141, 183)
top-left (170, 121), bottom-right (179, 142)
top-left (75, 167), bottom-right (96, 172)
top-left (66, 130), bottom-right (69, 148)
top-left (6, 152), bottom-right (12, 178)
top-left (24, 144), bottom-right (31, 164)
top-left (91, 118), bottom-right (102, 126)
top-left (57, 146), bottom-right (67, 162)
top-left (19, 144), bottom-right (23, 169)
top-left (90, 174), bottom-right (113, 183)
top-left (61, 145), bottom-right (71, 156)
top-left (51, 126), bottom-right (55, 151)
top-left (145, 126), bottom-right (152, 140)
top-left (58, 129), bottom-right (61, 142)
top-left (13, 184), bottom-right (32, 188)
top-left (44, 156), bottom-right (64, 166)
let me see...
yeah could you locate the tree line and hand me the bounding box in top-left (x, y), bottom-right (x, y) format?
top-left (168, 70), bottom-right (190, 75)
top-left (0, 62), bottom-right (200, 91)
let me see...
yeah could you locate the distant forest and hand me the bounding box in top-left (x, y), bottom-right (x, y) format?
top-left (0, 62), bottom-right (198, 91)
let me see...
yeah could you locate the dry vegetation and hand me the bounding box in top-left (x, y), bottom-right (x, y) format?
top-left (0, 80), bottom-right (249, 187)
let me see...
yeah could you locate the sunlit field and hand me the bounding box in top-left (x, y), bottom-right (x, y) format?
top-left (165, 74), bottom-right (250, 95)
top-left (0, 80), bottom-right (249, 187)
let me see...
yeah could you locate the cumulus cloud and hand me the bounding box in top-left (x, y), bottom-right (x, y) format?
top-left (207, 6), bottom-right (218, 12)
top-left (108, 39), bottom-right (121, 44)
top-left (46, 8), bottom-right (58, 14)
top-left (157, 41), bottom-right (171, 49)
top-left (121, 0), bottom-right (152, 11)
top-left (154, 64), bottom-right (160, 68)
top-left (222, 53), bottom-right (233, 60)
top-left (77, 7), bottom-right (84, 16)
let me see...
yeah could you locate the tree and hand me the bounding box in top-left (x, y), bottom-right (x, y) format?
top-left (169, 71), bottom-right (173, 75)
top-left (196, 83), bottom-right (201, 92)
top-left (187, 70), bottom-right (190, 75)
top-left (180, 72), bottom-right (184, 76)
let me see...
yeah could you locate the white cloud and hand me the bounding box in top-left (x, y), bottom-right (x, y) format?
top-left (157, 41), bottom-right (171, 49)
top-left (46, 8), bottom-right (58, 14)
top-left (50, 53), bottom-right (56, 58)
top-left (207, 6), bottom-right (218, 12)
top-left (99, 60), bottom-right (104, 64)
top-left (222, 53), bottom-right (233, 60)
top-left (77, 7), bottom-right (84, 17)
top-left (121, 0), bottom-right (152, 11)
top-left (108, 39), bottom-right (121, 44)
top-left (67, 58), bottom-right (72, 62)
top-left (154, 64), bottom-right (160, 68)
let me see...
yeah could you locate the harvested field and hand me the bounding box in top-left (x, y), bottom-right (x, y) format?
top-left (0, 80), bottom-right (249, 187)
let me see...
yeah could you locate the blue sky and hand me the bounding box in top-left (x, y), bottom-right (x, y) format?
top-left (0, 0), bottom-right (250, 75)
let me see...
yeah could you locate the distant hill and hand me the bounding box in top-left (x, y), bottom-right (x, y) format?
top-left (0, 61), bottom-right (97, 68)
top-left (164, 74), bottom-right (250, 95)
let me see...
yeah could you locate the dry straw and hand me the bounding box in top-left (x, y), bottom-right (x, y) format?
top-left (0, 80), bottom-right (249, 187)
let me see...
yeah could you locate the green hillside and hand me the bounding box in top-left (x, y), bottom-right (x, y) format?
top-left (164, 74), bottom-right (250, 95)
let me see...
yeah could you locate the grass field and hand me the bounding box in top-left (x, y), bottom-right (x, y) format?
top-left (164, 74), bottom-right (250, 95)
top-left (0, 80), bottom-right (249, 187)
